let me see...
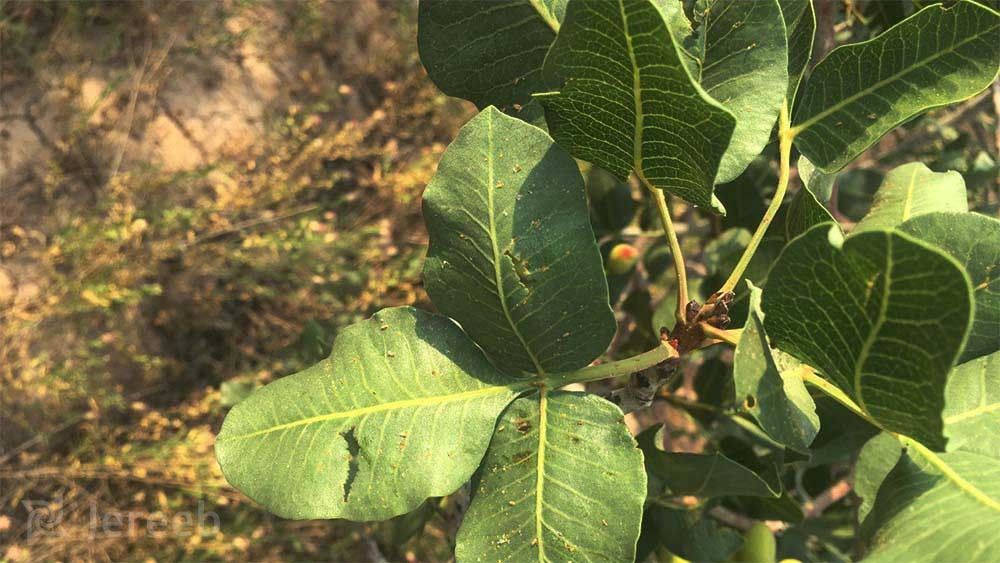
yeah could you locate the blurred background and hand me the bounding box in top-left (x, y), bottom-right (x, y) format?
top-left (0, 1), bottom-right (996, 561)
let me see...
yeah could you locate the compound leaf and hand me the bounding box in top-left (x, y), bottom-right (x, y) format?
top-left (852, 163), bottom-right (966, 235)
top-left (791, 1), bottom-right (1000, 172)
top-left (417, 0), bottom-right (566, 119)
top-left (733, 282), bottom-right (819, 451)
top-left (762, 224), bottom-right (973, 449)
top-left (456, 391), bottom-right (646, 562)
top-left (944, 351), bottom-right (1000, 459)
top-left (692, 0), bottom-right (789, 183)
top-left (899, 212), bottom-right (1000, 362)
top-left (423, 107), bottom-right (615, 375)
top-left (215, 307), bottom-right (527, 521)
top-left (536, 0), bottom-right (736, 211)
top-left (861, 445), bottom-right (1000, 562)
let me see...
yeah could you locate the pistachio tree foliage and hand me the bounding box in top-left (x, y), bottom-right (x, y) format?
top-left (216, 1), bottom-right (1000, 561)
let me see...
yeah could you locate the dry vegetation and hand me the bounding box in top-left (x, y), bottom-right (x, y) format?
top-left (1, 1), bottom-right (471, 560)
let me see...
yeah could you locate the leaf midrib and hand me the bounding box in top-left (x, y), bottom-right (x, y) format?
top-left (853, 233), bottom-right (893, 413)
top-left (218, 383), bottom-right (528, 441)
top-left (945, 401), bottom-right (1000, 424)
top-left (528, 0), bottom-right (560, 33)
top-left (534, 387), bottom-right (549, 561)
top-left (904, 437), bottom-right (1000, 513)
top-left (792, 20), bottom-right (997, 133)
top-left (485, 111), bottom-right (547, 375)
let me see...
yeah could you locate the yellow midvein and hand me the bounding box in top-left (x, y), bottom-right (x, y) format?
top-left (853, 233), bottom-right (893, 413)
top-left (528, 0), bottom-right (560, 33)
top-left (485, 111), bottom-right (546, 375)
top-left (618, 0), bottom-right (644, 176)
top-left (219, 384), bottom-right (523, 441)
top-left (944, 402), bottom-right (1000, 424)
top-left (899, 435), bottom-right (1000, 513)
top-left (534, 386), bottom-right (549, 561)
top-left (791, 29), bottom-right (995, 133)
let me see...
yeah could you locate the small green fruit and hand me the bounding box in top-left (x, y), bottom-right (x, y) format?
top-left (607, 243), bottom-right (639, 275)
top-left (733, 522), bottom-right (776, 562)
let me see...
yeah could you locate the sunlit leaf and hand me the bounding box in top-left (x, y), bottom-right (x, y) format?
top-left (852, 163), bottom-right (966, 234)
top-left (791, 1), bottom-right (1000, 171)
top-left (456, 392), bottom-right (645, 562)
top-left (423, 107), bottom-right (615, 374)
top-left (216, 307), bottom-right (526, 520)
top-left (944, 351), bottom-right (1000, 459)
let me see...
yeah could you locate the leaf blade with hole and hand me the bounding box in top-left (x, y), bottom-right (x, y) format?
top-left (422, 107), bottom-right (616, 374)
top-left (215, 307), bottom-right (526, 520)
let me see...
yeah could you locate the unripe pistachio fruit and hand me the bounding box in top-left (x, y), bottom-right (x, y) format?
top-left (606, 243), bottom-right (639, 275)
top-left (732, 522), bottom-right (776, 563)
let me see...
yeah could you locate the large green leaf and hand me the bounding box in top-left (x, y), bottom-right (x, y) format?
top-left (215, 307), bottom-right (526, 520)
top-left (536, 0), bottom-right (736, 210)
top-left (417, 0), bottom-right (566, 118)
top-left (861, 444), bottom-right (1000, 562)
top-left (761, 224), bottom-right (973, 449)
top-left (691, 0), bottom-right (789, 183)
top-left (852, 163), bottom-right (966, 234)
top-left (944, 351), bottom-right (1000, 459)
top-left (778, 0), bottom-right (815, 105)
top-left (733, 282), bottom-right (819, 451)
top-left (456, 391), bottom-right (646, 562)
top-left (899, 212), bottom-right (1000, 362)
top-left (423, 107), bottom-right (615, 375)
top-left (791, 1), bottom-right (1000, 172)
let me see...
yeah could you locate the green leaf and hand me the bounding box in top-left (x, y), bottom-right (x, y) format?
top-left (778, 0), bottom-right (815, 104)
top-left (899, 212), bottom-right (1000, 362)
top-left (422, 107), bottom-right (616, 375)
top-left (761, 224), bottom-right (973, 449)
top-left (638, 504), bottom-right (743, 562)
top-left (786, 156), bottom-right (838, 244)
top-left (691, 0), bottom-right (789, 183)
top-left (733, 282), bottom-right (819, 451)
top-left (854, 432), bottom-right (903, 525)
top-left (536, 0), bottom-right (736, 210)
top-left (791, 1), bottom-right (1000, 172)
top-left (417, 0), bottom-right (566, 117)
top-left (456, 391), bottom-right (646, 562)
top-left (944, 351), bottom-right (1000, 459)
top-left (639, 428), bottom-right (781, 499)
top-left (852, 163), bottom-right (967, 235)
top-left (215, 307), bottom-right (526, 520)
top-left (861, 443), bottom-right (1000, 562)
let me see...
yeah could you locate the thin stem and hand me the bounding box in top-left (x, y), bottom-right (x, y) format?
top-left (643, 178), bottom-right (688, 326)
top-left (798, 367), bottom-right (886, 432)
top-left (545, 341), bottom-right (678, 388)
top-left (699, 323), bottom-right (742, 346)
top-left (718, 100), bottom-right (795, 294)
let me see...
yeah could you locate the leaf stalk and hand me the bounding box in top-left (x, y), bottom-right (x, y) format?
top-left (544, 341), bottom-right (679, 388)
top-left (718, 100), bottom-right (795, 295)
top-left (644, 178), bottom-right (689, 327)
